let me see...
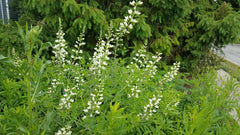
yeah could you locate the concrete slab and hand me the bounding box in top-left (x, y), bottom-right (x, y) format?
top-left (221, 44), bottom-right (240, 66)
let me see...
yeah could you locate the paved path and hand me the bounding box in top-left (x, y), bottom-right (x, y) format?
top-left (221, 44), bottom-right (240, 66)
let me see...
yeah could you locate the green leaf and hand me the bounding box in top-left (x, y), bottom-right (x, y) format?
top-left (41, 131), bottom-right (46, 135)
top-left (0, 55), bottom-right (12, 63)
top-left (0, 55), bottom-right (6, 60)
top-left (31, 60), bottom-right (51, 102)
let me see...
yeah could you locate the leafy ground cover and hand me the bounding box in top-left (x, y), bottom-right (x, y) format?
top-left (1, 1), bottom-right (240, 135)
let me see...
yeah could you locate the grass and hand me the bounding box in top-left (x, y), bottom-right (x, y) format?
top-left (219, 56), bottom-right (240, 81)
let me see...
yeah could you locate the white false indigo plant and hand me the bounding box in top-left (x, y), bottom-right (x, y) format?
top-left (90, 0), bottom-right (143, 76)
top-left (114, 0), bottom-right (143, 56)
top-left (138, 94), bottom-right (162, 120)
top-left (161, 62), bottom-right (180, 83)
top-left (125, 45), bottom-right (180, 120)
top-left (52, 19), bottom-right (86, 135)
top-left (83, 0), bottom-right (143, 119)
top-left (58, 86), bottom-right (77, 110)
top-left (11, 48), bottom-right (22, 67)
top-left (125, 45), bottom-right (162, 100)
top-left (69, 27), bottom-right (86, 66)
top-left (51, 0), bottom-right (181, 133)
top-left (55, 125), bottom-right (72, 135)
top-left (53, 18), bottom-right (68, 66)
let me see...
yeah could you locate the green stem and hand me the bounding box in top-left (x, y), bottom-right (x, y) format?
top-left (27, 52), bottom-right (33, 132)
top-left (27, 76), bottom-right (32, 130)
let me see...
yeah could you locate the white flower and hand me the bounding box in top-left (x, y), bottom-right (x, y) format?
top-left (130, 1), bottom-right (136, 6)
top-left (58, 86), bottom-right (76, 109)
top-left (139, 94), bottom-right (161, 120)
top-left (174, 101), bottom-right (179, 107)
top-left (53, 18), bottom-right (68, 65)
top-left (161, 62), bottom-right (180, 83)
top-left (82, 115), bottom-right (86, 120)
top-left (83, 84), bottom-right (104, 118)
top-left (55, 125), bottom-right (72, 135)
top-left (120, 23), bottom-right (124, 27)
top-left (129, 24), bottom-right (133, 29)
top-left (136, 90), bottom-right (141, 92)
top-left (131, 19), bottom-right (138, 23)
top-left (137, 1), bottom-right (143, 5)
top-left (69, 28), bottom-right (86, 65)
top-left (95, 110), bottom-right (100, 114)
top-left (128, 85), bottom-right (142, 98)
top-left (135, 10), bottom-right (141, 15)
top-left (128, 9), bottom-right (133, 14)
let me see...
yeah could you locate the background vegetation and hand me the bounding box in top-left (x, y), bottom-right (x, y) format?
top-left (1, 0), bottom-right (240, 72)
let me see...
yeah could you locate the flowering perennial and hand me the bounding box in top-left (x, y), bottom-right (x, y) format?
top-left (116, 0), bottom-right (142, 36)
top-left (48, 78), bottom-right (63, 94)
top-left (131, 48), bottom-right (148, 69)
top-left (90, 0), bottom-right (142, 75)
top-left (52, 18), bottom-right (68, 66)
top-left (161, 62), bottom-right (180, 83)
top-left (73, 76), bottom-right (85, 91)
top-left (12, 48), bottom-right (22, 67)
top-left (89, 22), bottom-right (116, 76)
top-left (138, 94), bottom-right (162, 120)
top-left (126, 46), bottom-right (161, 99)
top-left (86, 1), bottom-right (143, 118)
top-left (144, 53), bottom-right (162, 78)
top-left (89, 39), bottom-right (113, 75)
top-left (55, 125), bottom-right (72, 135)
top-left (82, 84), bottom-right (104, 120)
top-left (69, 30), bottom-right (85, 66)
top-left (131, 46), bottom-right (162, 78)
top-left (114, 0), bottom-right (142, 50)
top-left (128, 85), bottom-right (141, 98)
top-left (137, 62), bottom-right (180, 120)
top-left (58, 86), bottom-right (76, 109)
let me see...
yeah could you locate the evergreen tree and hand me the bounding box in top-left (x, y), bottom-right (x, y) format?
top-left (175, 0), bottom-right (240, 71)
top-left (1, 0), bottom-right (240, 71)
